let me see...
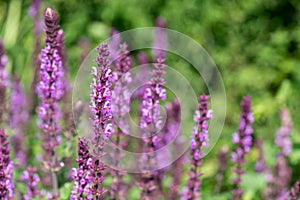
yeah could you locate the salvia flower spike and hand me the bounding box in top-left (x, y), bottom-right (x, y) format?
top-left (89, 42), bottom-right (113, 199)
top-left (71, 137), bottom-right (92, 200)
top-left (182, 94), bottom-right (212, 200)
top-left (0, 129), bottom-right (14, 199)
top-left (231, 96), bottom-right (254, 200)
top-left (36, 7), bottom-right (64, 198)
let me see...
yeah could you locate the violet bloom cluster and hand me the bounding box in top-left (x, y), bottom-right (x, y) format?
top-left (110, 43), bottom-right (132, 199)
top-left (182, 94), bottom-right (212, 200)
top-left (0, 129), bottom-right (14, 199)
top-left (9, 76), bottom-right (29, 167)
top-left (22, 167), bottom-right (41, 200)
top-left (231, 96), bottom-right (254, 200)
top-left (0, 39), bottom-right (9, 125)
top-left (71, 137), bottom-right (92, 200)
top-left (89, 42), bottom-right (113, 198)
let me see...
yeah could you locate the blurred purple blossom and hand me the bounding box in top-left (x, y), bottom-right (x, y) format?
top-left (182, 94), bottom-right (212, 200)
top-left (231, 96), bottom-right (254, 200)
top-left (0, 129), bottom-right (14, 199)
top-left (254, 137), bottom-right (266, 173)
top-left (275, 108), bottom-right (292, 157)
top-left (214, 146), bottom-right (229, 193)
top-left (0, 39), bottom-right (9, 125)
top-left (9, 76), bottom-right (29, 167)
top-left (110, 43), bottom-right (132, 199)
top-left (22, 167), bottom-right (41, 200)
top-left (153, 17), bottom-right (168, 60)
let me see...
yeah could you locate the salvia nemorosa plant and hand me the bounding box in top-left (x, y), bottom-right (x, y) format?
top-left (0, 39), bottom-right (8, 125)
top-left (231, 96), bottom-right (254, 200)
top-left (28, 0), bottom-right (42, 113)
top-left (36, 7), bottom-right (65, 198)
top-left (110, 42), bottom-right (132, 199)
top-left (71, 137), bottom-right (92, 200)
top-left (0, 129), bottom-right (14, 199)
top-left (214, 146), bottom-right (229, 193)
top-left (9, 76), bottom-right (29, 167)
top-left (139, 57), bottom-right (166, 199)
top-left (89, 42), bottom-right (113, 199)
top-left (264, 108), bottom-right (293, 199)
top-left (254, 137), bottom-right (266, 173)
top-left (182, 94), bottom-right (212, 200)
top-left (21, 167), bottom-right (41, 199)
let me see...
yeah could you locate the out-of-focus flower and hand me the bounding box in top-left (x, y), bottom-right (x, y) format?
top-left (0, 129), bottom-right (14, 199)
top-left (152, 17), bottom-right (168, 60)
top-left (275, 108), bottom-right (292, 157)
top-left (231, 96), bottom-right (254, 200)
top-left (139, 58), bottom-right (166, 199)
top-left (89, 42), bottom-right (112, 199)
top-left (22, 167), bottom-right (41, 200)
top-left (182, 94), bottom-right (212, 200)
top-left (110, 42), bottom-right (132, 200)
top-left (0, 39), bottom-right (9, 125)
top-left (71, 137), bottom-right (92, 200)
top-left (9, 75), bottom-right (29, 167)
top-left (214, 146), bottom-right (229, 193)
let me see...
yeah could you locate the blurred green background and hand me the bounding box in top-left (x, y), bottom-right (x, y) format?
top-left (1, 0), bottom-right (300, 199)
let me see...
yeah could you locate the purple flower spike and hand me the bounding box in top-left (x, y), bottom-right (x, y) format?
top-left (9, 76), bottom-right (29, 167)
top-left (0, 39), bottom-right (9, 125)
top-left (71, 137), bottom-right (92, 200)
top-left (22, 167), bottom-right (41, 200)
top-left (182, 94), bottom-right (212, 200)
top-left (36, 7), bottom-right (64, 198)
top-left (89, 42), bottom-right (112, 199)
top-left (231, 96), bottom-right (254, 200)
top-left (0, 129), bottom-right (14, 199)
top-left (275, 108), bottom-right (292, 156)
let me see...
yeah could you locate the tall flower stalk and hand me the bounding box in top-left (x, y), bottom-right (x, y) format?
top-left (89, 42), bottom-right (113, 199)
top-left (0, 39), bottom-right (9, 125)
top-left (182, 94), bottom-right (212, 200)
top-left (36, 7), bottom-right (64, 198)
top-left (110, 43), bottom-right (132, 200)
top-left (139, 58), bottom-right (166, 200)
top-left (71, 137), bottom-right (92, 200)
top-left (214, 146), bottom-right (229, 193)
top-left (231, 96), bottom-right (254, 200)
top-left (0, 129), bottom-right (14, 199)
